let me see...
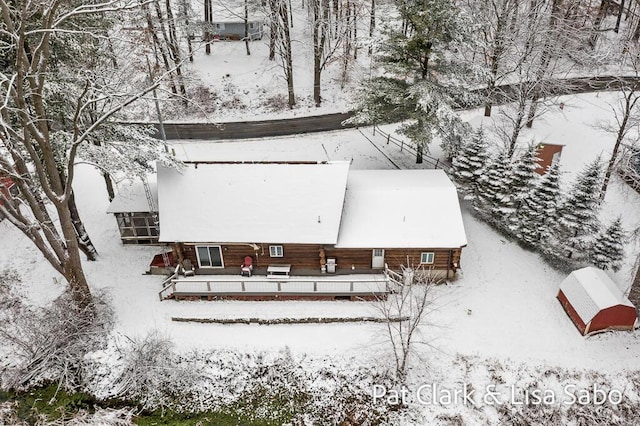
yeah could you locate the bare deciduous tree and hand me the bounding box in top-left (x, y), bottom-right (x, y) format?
top-left (271, 0), bottom-right (296, 107)
top-left (0, 1), bottom-right (176, 308)
top-left (597, 48), bottom-right (640, 198)
top-left (375, 264), bottom-right (440, 384)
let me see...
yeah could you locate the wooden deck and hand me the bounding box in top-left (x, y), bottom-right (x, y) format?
top-left (159, 273), bottom-right (391, 301)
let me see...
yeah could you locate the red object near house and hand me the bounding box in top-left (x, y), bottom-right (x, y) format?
top-left (150, 251), bottom-right (175, 268)
top-left (0, 175), bottom-right (16, 205)
top-left (558, 267), bottom-right (637, 336)
top-left (535, 143), bottom-right (564, 174)
top-left (241, 256), bottom-right (254, 277)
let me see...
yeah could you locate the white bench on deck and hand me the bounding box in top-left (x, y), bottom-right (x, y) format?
top-left (267, 264), bottom-right (291, 278)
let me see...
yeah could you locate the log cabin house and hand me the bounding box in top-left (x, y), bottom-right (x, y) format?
top-left (108, 161), bottom-right (467, 280)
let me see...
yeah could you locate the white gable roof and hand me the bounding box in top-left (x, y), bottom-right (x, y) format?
top-left (335, 170), bottom-right (467, 248)
top-left (106, 181), bottom-right (157, 214)
top-left (157, 162), bottom-right (350, 244)
top-left (559, 267), bottom-right (635, 324)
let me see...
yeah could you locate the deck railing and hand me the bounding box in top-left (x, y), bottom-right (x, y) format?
top-left (158, 266), bottom-right (181, 300)
top-left (159, 275), bottom-right (389, 300)
top-left (384, 265), bottom-right (403, 285)
top-left (372, 125), bottom-right (446, 170)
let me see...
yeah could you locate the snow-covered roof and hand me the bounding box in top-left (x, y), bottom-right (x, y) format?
top-left (559, 267), bottom-right (635, 324)
top-left (157, 162), bottom-right (350, 244)
top-left (106, 181), bottom-right (157, 214)
top-left (335, 170), bottom-right (467, 248)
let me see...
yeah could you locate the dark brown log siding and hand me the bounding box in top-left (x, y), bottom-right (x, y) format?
top-left (182, 243), bottom-right (324, 274)
top-left (180, 243), bottom-right (463, 276)
top-left (325, 248), bottom-right (462, 272)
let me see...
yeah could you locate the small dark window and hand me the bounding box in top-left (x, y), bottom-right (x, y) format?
top-left (269, 245), bottom-right (283, 257)
top-left (420, 252), bottom-right (435, 264)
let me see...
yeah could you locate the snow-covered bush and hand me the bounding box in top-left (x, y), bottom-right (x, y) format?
top-left (108, 331), bottom-right (198, 410)
top-left (0, 271), bottom-right (113, 391)
top-left (263, 94), bottom-right (290, 111)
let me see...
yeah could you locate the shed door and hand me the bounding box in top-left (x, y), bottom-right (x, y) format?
top-left (372, 249), bottom-right (385, 269)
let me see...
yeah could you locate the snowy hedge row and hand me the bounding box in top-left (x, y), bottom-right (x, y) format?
top-left (449, 128), bottom-right (626, 271)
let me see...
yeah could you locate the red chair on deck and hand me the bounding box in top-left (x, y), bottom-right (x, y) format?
top-left (241, 256), bottom-right (253, 277)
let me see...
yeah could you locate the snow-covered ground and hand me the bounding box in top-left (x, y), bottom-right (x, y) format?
top-left (133, 0), bottom-right (377, 123)
top-left (2, 91), bottom-right (640, 422)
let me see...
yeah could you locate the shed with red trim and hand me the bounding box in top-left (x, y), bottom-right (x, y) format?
top-left (558, 267), bottom-right (637, 335)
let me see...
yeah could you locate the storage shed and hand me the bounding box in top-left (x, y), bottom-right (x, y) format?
top-left (558, 267), bottom-right (637, 335)
top-left (535, 142), bottom-right (563, 174)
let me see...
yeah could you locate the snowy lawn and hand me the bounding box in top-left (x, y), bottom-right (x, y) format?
top-left (134, 0), bottom-right (387, 123)
top-left (2, 91), bottom-right (640, 421)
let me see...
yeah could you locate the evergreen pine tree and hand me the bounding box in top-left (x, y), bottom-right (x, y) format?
top-left (589, 217), bottom-right (626, 271)
top-left (350, 0), bottom-right (478, 163)
top-left (474, 152), bottom-right (512, 222)
top-left (505, 144), bottom-right (542, 231)
top-left (450, 127), bottom-right (491, 198)
top-left (509, 144), bottom-right (541, 208)
top-left (515, 162), bottom-right (562, 246)
top-left (440, 117), bottom-right (472, 162)
top-left (553, 158), bottom-right (604, 258)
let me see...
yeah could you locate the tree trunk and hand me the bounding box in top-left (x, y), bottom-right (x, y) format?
top-left (590, 0), bottom-right (609, 48)
top-left (526, 0), bottom-right (562, 128)
top-left (333, 0), bottom-right (339, 36)
top-left (58, 165), bottom-right (98, 261)
top-left (244, 0), bottom-right (251, 55)
top-left (103, 172), bottom-right (115, 201)
top-left (269, 0), bottom-right (277, 60)
top-left (278, 0), bottom-right (296, 107)
top-left (634, 18), bottom-right (640, 41)
top-left (68, 190), bottom-right (98, 261)
top-left (204, 0), bottom-right (212, 55)
top-left (181, 0), bottom-right (194, 62)
top-left (601, 90), bottom-right (637, 198)
top-left (341, 0), bottom-right (352, 88)
top-left (160, 0), bottom-right (188, 103)
top-left (509, 93), bottom-right (528, 158)
top-left (616, 0), bottom-right (625, 32)
top-left (58, 204), bottom-right (94, 311)
top-left (484, 0), bottom-right (511, 117)
top-left (353, 2), bottom-right (357, 60)
top-left (368, 0), bottom-right (375, 55)
top-left (145, 5), bottom-right (178, 95)
top-left (312, 0), bottom-right (327, 106)
top-left (288, 0), bottom-right (294, 27)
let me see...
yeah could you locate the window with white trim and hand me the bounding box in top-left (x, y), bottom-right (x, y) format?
top-left (196, 245), bottom-right (224, 268)
top-left (215, 23), bottom-right (225, 30)
top-left (269, 245), bottom-right (284, 257)
top-left (420, 252), bottom-right (435, 264)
